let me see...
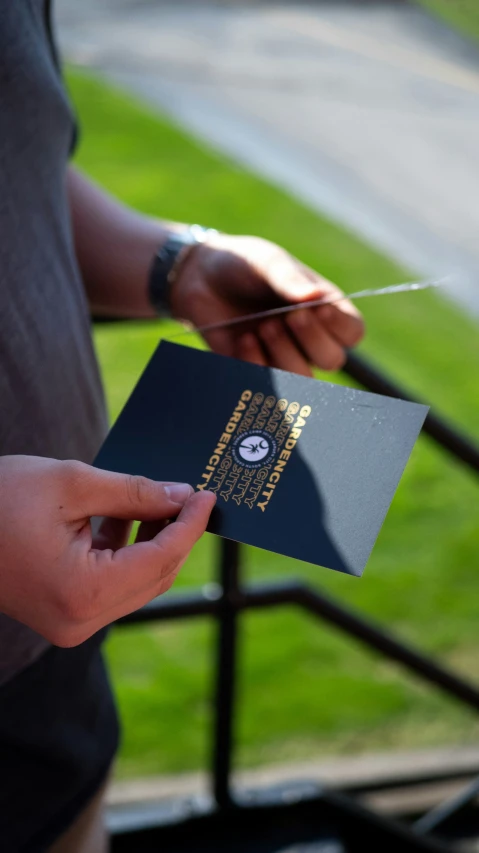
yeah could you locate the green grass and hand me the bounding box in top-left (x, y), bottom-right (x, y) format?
top-left (419, 0), bottom-right (479, 42)
top-left (69, 70), bottom-right (479, 779)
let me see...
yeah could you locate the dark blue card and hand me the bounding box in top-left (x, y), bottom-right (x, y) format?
top-left (95, 341), bottom-right (428, 576)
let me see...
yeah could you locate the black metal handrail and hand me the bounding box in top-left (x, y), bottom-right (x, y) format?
top-left (115, 348), bottom-right (479, 828)
top-left (120, 577), bottom-right (479, 712)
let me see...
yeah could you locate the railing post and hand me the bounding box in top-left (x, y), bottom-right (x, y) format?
top-left (212, 538), bottom-right (241, 809)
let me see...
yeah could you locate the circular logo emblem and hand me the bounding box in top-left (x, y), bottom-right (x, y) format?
top-left (232, 429), bottom-right (277, 468)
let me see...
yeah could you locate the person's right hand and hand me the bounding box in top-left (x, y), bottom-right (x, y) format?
top-left (0, 455), bottom-right (215, 647)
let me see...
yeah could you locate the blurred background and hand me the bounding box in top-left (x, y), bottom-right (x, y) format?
top-left (55, 0), bottom-right (479, 818)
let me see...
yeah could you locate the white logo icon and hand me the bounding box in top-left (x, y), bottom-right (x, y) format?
top-left (238, 435), bottom-right (272, 462)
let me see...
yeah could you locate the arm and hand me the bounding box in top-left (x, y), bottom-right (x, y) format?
top-left (68, 167), bottom-right (365, 374)
top-left (67, 167), bottom-right (181, 318)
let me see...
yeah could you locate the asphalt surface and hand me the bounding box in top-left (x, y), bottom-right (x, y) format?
top-left (56, 1), bottom-right (479, 315)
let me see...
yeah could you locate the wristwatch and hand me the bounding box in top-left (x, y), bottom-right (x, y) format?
top-left (148, 224), bottom-right (218, 317)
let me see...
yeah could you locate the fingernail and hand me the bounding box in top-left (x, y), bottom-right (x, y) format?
top-left (165, 483), bottom-right (193, 503)
top-left (295, 283), bottom-right (321, 298)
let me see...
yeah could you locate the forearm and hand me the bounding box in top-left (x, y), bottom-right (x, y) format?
top-left (67, 167), bottom-right (184, 318)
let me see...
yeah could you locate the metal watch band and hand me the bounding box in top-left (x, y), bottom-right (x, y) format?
top-left (148, 225), bottom-right (217, 317)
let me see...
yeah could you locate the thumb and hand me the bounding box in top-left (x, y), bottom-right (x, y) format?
top-left (82, 490), bottom-right (217, 629)
top-left (68, 463), bottom-right (194, 521)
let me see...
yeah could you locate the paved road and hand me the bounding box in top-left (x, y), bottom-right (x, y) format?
top-left (56, 0), bottom-right (479, 315)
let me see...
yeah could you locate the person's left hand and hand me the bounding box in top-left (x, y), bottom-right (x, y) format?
top-left (171, 233), bottom-right (364, 376)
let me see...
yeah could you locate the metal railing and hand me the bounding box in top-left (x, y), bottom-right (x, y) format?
top-left (116, 349), bottom-right (479, 823)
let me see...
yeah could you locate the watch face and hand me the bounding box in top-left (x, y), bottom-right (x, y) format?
top-left (171, 234), bottom-right (196, 249)
top-left (172, 226), bottom-right (207, 250)
top-left (95, 341), bottom-right (428, 577)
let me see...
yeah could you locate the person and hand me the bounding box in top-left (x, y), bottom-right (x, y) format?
top-left (0, 2), bottom-right (364, 851)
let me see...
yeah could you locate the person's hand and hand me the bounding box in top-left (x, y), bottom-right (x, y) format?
top-left (171, 234), bottom-right (364, 376)
top-left (0, 455), bottom-right (215, 647)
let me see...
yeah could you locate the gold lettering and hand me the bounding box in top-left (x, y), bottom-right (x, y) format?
top-left (196, 470), bottom-right (213, 490)
top-left (232, 469), bottom-right (253, 505)
top-left (220, 466), bottom-right (241, 502)
top-left (199, 394), bottom-right (311, 510)
top-left (211, 468), bottom-right (227, 492)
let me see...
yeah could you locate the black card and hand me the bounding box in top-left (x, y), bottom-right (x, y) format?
top-left (95, 341), bottom-right (428, 577)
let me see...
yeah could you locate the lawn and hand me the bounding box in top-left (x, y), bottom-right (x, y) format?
top-left (69, 70), bottom-right (479, 780)
top-left (419, 0), bottom-right (479, 42)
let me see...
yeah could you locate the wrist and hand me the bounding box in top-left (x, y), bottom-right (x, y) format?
top-left (148, 225), bottom-right (218, 318)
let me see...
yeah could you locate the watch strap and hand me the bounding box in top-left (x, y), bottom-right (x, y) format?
top-left (148, 225), bottom-right (217, 317)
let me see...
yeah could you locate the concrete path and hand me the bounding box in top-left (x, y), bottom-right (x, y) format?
top-left (56, 1), bottom-right (479, 315)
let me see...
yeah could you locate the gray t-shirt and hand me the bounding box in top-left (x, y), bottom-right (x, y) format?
top-left (0, 0), bottom-right (108, 684)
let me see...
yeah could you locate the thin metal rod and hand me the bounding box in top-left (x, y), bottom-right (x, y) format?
top-left (212, 538), bottom-right (241, 809)
top-left (171, 277), bottom-right (448, 338)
